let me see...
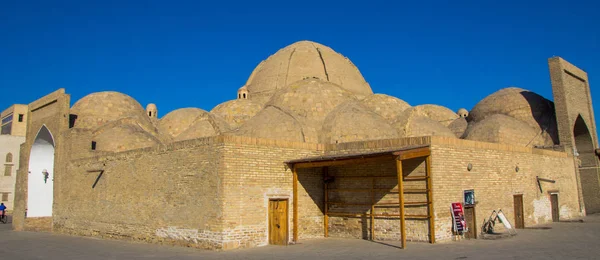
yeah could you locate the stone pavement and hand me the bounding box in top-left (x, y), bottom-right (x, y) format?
top-left (1, 214), bottom-right (599, 260)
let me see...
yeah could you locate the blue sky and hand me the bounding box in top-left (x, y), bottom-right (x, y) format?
top-left (1, 0), bottom-right (599, 121)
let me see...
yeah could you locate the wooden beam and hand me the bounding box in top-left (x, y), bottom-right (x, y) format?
top-left (293, 165), bottom-right (298, 242)
top-left (371, 177), bottom-right (375, 240)
top-left (327, 175), bottom-right (396, 179)
top-left (327, 213), bottom-right (403, 217)
top-left (396, 159), bottom-right (406, 249)
top-left (323, 167), bottom-right (329, 238)
top-left (426, 155), bottom-right (435, 244)
top-left (293, 155), bottom-right (395, 169)
top-left (394, 147), bottom-right (431, 161)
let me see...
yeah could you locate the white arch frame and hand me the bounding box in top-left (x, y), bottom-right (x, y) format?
top-left (27, 124), bottom-right (55, 217)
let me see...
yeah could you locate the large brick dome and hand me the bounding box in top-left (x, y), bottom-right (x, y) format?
top-left (244, 41), bottom-right (373, 104)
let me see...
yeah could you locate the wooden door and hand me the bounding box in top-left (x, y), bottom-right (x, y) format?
top-left (513, 195), bottom-right (524, 229)
top-left (551, 194), bottom-right (559, 222)
top-left (464, 206), bottom-right (477, 239)
top-left (269, 199), bottom-right (288, 245)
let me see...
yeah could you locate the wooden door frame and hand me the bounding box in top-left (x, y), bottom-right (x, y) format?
top-left (464, 205), bottom-right (477, 239)
top-left (268, 198), bottom-right (289, 245)
top-left (550, 192), bottom-right (559, 222)
top-left (513, 194), bottom-right (524, 229)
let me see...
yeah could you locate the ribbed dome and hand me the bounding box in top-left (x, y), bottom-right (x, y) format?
top-left (245, 41), bottom-right (373, 104)
top-left (320, 101), bottom-right (398, 144)
top-left (464, 114), bottom-right (553, 147)
top-left (158, 108), bottom-right (230, 142)
top-left (232, 106), bottom-right (305, 142)
top-left (71, 91), bottom-right (151, 130)
top-left (210, 99), bottom-right (263, 129)
top-left (360, 94), bottom-right (411, 121)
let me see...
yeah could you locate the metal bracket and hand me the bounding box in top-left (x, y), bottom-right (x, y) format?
top-left (536, 176), bottom-right (556, 193)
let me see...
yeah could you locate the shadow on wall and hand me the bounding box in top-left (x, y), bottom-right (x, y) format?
top-left (296, 159), bottom-right (426, 240)
top-left (520, 91), bottom-right (559, 145)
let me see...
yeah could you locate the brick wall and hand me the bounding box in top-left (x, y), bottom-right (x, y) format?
top-left (53, 137), bottom-right (225, 249)
top-left (219, 137), bottom-right (323, 249)
top-left (430, 137), bottom-right (582, 241)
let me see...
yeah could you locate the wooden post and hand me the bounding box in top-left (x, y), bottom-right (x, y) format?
top-left (324, 167), bottom-right (329, 238)
top-left (396, 159), bottom-right (406, 249)
top-left (293, 165), bottom-right (298, 242)
top-left (426, 155), bottom-right (435, 244)
top-left (371, 177), bottom-right (375, 240)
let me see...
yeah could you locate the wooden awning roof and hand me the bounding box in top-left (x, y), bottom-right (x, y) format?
top-left (286, 145), bottom-right (430, 169)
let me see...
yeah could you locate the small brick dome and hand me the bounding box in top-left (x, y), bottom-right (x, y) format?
top-left (211, 99), bottom-right (263, 129)
top-left (232, 106), bottom-right (306, 142)
top-left (320, 101), bottom-right (398, 144)
top-left (464, 114), bottom-right (553, 147)
top-left (71, 91), bottom-right (151, 130)
top-left (392, 113), bottom-right (456, 138)
top-left (158, 108), bottom-right (230, 142)
top-left (448, 117), bottom-right (468, 138)
top-left (360, 94), bottom-right (411, 121)
top-left (397, 105), bottom-right (459, 127)
top-left (92, 121), bottom-right (161, 152)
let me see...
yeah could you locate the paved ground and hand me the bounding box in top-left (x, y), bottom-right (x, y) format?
top-left (1, 214), bottom-right (599, 259)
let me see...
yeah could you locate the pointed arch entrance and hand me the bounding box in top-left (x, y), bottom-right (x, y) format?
top-left (27, 125), bottom-right (55, 217)
top-left (573, 115), bottom-right (600, 214)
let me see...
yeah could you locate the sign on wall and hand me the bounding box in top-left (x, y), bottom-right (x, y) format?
top-left (451, 202), bottom-right (467, 233)
top-left (464, 190), bottom-right (475, 206)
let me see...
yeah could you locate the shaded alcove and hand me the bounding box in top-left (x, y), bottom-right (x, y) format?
top-left (573, 115), bottom-right (600, 214)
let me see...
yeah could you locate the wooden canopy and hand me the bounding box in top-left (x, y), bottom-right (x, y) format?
top-left (285, 145), bottom-right (430, 169)
top-left (286, 145), bottom-right (434, 249)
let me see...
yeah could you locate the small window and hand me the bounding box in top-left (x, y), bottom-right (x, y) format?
top-left (238, 94), bottom-right (241, 99)
top-left (3, 165), bottom-right (11, 176)
top-left (243, 93), bottom-right (246, 99)
top-left (1, 192), bottom-right (7, 202)
top-left (91, 141), bottom-right (97, 150)
top-left (18, 114), bottom-right (24, 122)
top-left (149, 111), bottom-right (152, 117)
top-left (69, 114), bottom-right (78, 128)
top-left (5, 153), bottom-right (12, 163)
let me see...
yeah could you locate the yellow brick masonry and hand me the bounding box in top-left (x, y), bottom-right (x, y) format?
top-left (14, 131), bottom-right (582, 250)
top-left (430, 137), bottom-right (581, 241)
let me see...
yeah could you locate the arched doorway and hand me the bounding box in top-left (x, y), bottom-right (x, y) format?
top-left (573, 115), bottom-right (600, 214)
top-left (27, 125), bottom-right (55, 217)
